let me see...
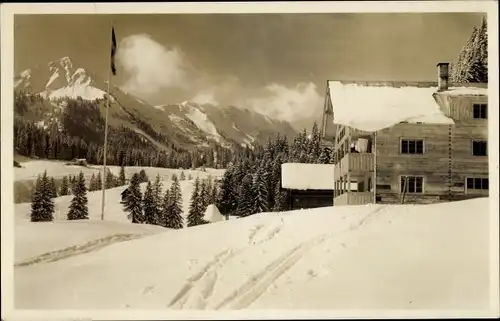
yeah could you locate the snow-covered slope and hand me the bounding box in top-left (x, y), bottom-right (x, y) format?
top-left (13, 197), bottom-right (493, 312)
top-left (154, 101), bottom-right (298, 148)
top-left (14, 162), bottom-right (225, 265)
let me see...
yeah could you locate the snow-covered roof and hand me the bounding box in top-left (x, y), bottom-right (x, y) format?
top-left (436, 86), bottom-right (488, 97)
top-left (326, 81), bottom-right (487, 132)
top-left (281, 163), bottom-right (335, 190)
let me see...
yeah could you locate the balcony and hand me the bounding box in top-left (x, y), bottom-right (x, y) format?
top-left (334, 191), bottom-right (374, 206)
top-left (334, 152), bottom-right (374, 180)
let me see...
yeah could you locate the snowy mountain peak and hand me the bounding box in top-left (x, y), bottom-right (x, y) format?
top-left (16, 56), bottom-right (107, 101)
top-left (15, 69), bottom-right (32, 88)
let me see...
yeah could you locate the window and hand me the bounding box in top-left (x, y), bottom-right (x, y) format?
top-left (400, 176), bottom-right (424, 193)
top-left (472, 140), bottom-right (487, 156)
top-left (466, 177), bottom-right (489, 190)
top-left (473, 103), bottom-right (487, 119)
top-left (401, 139), bottom-right (424, 154)
top-left (336, 127), bottom-right (346, 143)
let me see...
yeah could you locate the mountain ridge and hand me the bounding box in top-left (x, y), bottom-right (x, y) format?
top-left (14, 56), bottom-right (299, 152)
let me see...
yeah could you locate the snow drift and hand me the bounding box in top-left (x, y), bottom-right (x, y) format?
top-left (14, 197), bottom-right (492, 312)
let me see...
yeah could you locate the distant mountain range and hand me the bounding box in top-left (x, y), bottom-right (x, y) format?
top-left (14, 57), bottom-right (299, 151)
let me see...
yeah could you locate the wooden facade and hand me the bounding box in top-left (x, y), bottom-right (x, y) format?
top-left (289, 189), bottom-right (334, 210)
top-left (328, 82), bottom-right (488, 206)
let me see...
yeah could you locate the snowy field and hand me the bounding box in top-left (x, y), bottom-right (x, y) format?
top-left (14, 161), bottom-right (225, 263)
top-left (13, 196), bottom-right (493, 312)
top-left (14, 159), bottom-right (224, 182)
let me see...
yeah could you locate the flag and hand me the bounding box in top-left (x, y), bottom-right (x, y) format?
top-left (110, 27), bottom-right (117, 76)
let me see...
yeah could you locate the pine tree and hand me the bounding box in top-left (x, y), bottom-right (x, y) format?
top-left (30, 175), bottom-right (44, 222)
top-left (30, 171), bottom-right (54, 222)
top-left (121, 173), bottom-right (144, 223)
top-left (138, 169), bottom-right (148, 183)
top-left (96, 172), bottom-right (103, 190)
top-left (199, 178), bottom-right (211, 214)
top-left (165, 175), bottom-right (184, 229)
top-left (308, 122), bottom-right (321, 162)
top-left (273, 180), bottom-right (290, 212)
top-left (211, 181), bottom-right (218, 205)
top-left (252, 165), bottom-right (269, 214)
top-left (216, 167), bottom-right (237, 217)
top-left (451, 18), bottom-right (488, 83)
top-left (236, 173), bottom-right (255, 217)
top-left (318, 147), bottom-right (331, 164)
top-left (49, 177), bottom-right (58, 198)
top-left (119, 164), bottom-right (126, 186)
top-left (153, 174), bottom-right (163, 224)
top-left (67, 171), bottom-right (89, 220)
top-left (142, 181), bottom-right (157, 225)
top-left (160, 189), bottom-right (172, 227)
top-left (89, 173), bottom-right (97, 191)
top-left (187, 177), bottom-right (205, 227)
top-left (105, 168), bottom-right (116, 188)
top-left (188, 173), bottom-right (193, 180)
top-left (180, 171), bottom-right (186, 181)
top-left (59, 175), bottom-right (70, 196)
top-left (171, 173), bottom-right (178, 181)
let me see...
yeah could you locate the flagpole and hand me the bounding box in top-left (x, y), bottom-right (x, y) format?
top-left (101, 22), bottom-right (113, 221)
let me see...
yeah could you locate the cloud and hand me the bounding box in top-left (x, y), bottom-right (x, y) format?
top-left (191, 90), bottom-right (219, 105)
top-left (189, 75), bottom-right (240, 106)
top-left (242, 82), bottom-right (324, 122)
top-left (117, 34), bottom-right (190, 95)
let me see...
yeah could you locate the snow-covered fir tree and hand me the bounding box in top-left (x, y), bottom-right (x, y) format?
top-left (188, 173), bottom-right (193, 180)
top-left (180, 171), bottom-right (186, 181)
top-left (96, 172), bottom-right (103, 190)
top-left (318, 147), bottom-right (331, 164)
top-left (216, 166), bottom-right (237, 217)
top-left (67, 171), bottom-right (89, 220)
top-left (159, 189), bottom-right (171, 227)
top-left (138, 169), bottom-right (149, 183)
top-left (119, 164), bottom-right (126, 186)
top-left (49, 177), bottom-right (58, 198)
top-left (308, 122), bottom-right (321, 162)
top-left (450, 17), bottom-right (488, 83)
top-left (121, 173), bottom-right (144, 223)
top-left (199, 178), bottom-right (211, 214)
top-left (211, 181), bottom-right (218, 205)
top-left (171, 173), bottom-right (178, 181)
top-left (89, 173), bottom-right (97, 191)
top-left (105, 168), bottom-right (116, 188)
top-left (273, 180), bottom-right (290, 212)
top-left (153, 174), bottom-right (163, 224)
top-left (237, 173), bottom-right (255, 217)
top-left (59, 175), bottom-right (70, 196)
top-left (30, 171), bottom-right (54, 222)
top-left (253, 165), bottom-right (269, 214)
top-left (187, 177), bottom-right (205, 227)
top-left (143, 180), bottom-right (158, 225)
top-left (165, 175), bottom-right (183, 229)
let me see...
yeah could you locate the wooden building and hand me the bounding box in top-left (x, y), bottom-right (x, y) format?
top-left (321, 63), bottom-right (489, 205)
top-left (281, 163), bottom-right (357, 210)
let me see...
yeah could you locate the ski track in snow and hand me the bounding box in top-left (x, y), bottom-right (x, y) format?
top-left (15, 233), bottom-right (150, 267)
top-left (167, 207), bottom-right (390, 310)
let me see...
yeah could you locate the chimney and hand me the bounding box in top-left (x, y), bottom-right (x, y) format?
top-left (437, 62), bottom-right (449, 91)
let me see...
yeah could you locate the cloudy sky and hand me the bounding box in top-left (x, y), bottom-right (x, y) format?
top-left (14, 13), bottom-right (484, 124)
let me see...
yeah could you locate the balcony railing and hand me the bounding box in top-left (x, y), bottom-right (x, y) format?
top-left (334, 152), bottom-right (374, 180)
top-left (334, 191), bottom-right (374, 206)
